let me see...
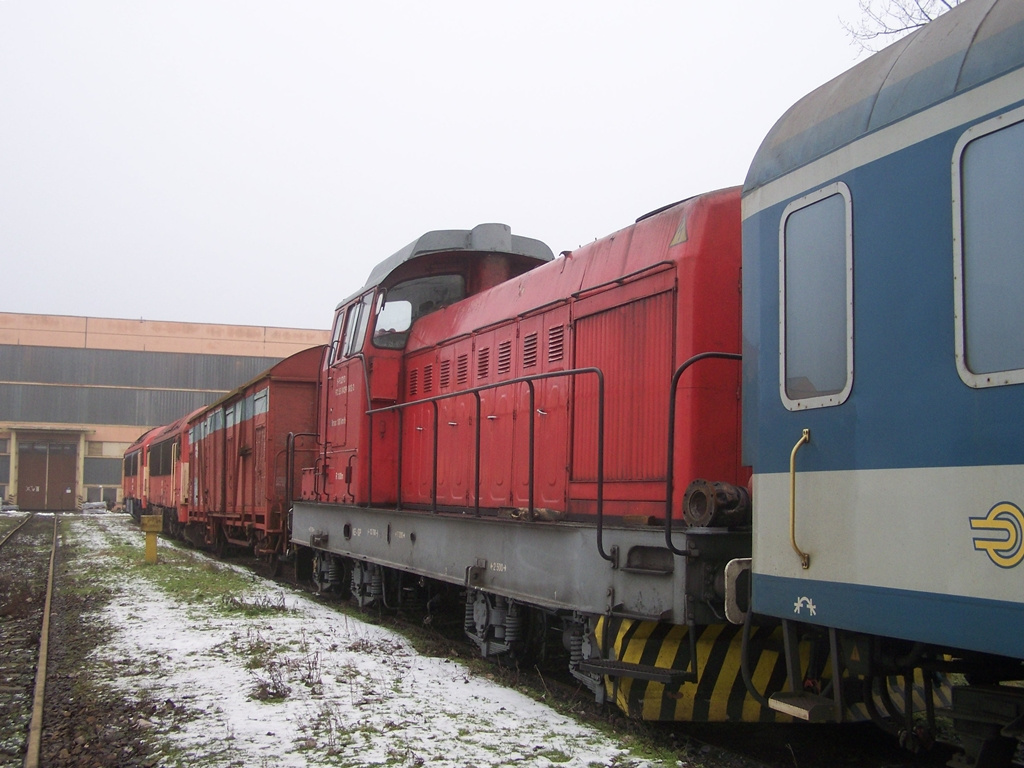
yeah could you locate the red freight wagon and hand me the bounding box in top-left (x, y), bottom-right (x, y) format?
top-left (187, 346), bottom-right (323, 563)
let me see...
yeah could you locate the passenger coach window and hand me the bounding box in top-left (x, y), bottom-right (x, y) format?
top-left (779, 182), bottom-right (853, 410)
top-left (955, 112), bottom-right (1024, 386)
top-left (373, 275), bottom-right (465, 349)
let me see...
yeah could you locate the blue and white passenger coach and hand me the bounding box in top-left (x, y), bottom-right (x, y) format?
top-left (742, 0), bottom-right (1024, 732)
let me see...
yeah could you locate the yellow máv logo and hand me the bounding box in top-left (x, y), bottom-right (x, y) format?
top-left (970, 502), bottom-right (1024, 568)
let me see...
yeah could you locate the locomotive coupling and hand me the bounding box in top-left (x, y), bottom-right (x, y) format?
top-left (683, 479), bottom-right (751, 528)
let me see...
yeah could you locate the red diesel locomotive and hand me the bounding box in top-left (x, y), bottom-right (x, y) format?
top-left (123, 412), bottom-right (197, 523)
top-left (292, 189), bottom-right (775, 720)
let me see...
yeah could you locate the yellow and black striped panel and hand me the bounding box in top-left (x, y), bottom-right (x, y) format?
top-left (846, 673), bottom-right (953, 722)
top-left (596, 617), bottom-right (790, 722)
top-left (595, 618), bottom-right (953, 724)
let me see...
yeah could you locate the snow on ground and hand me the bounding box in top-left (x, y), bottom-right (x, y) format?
top-left (69, 514), bottom-right (670, 768)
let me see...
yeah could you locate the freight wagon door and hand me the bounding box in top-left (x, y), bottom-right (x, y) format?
top-left (571, 281), bottom-right (674, 520)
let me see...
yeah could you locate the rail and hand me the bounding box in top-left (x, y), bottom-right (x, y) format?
top-left (25, 513), bottom-right (58, 768)
top-left (365, 367), bottom-right (615, 564)
top-left (663, 351), bottom-right (742, 557)
top-left (0, 512), bottom-right (58, 768)
top-left (0, 510), bottom-right (35, 550)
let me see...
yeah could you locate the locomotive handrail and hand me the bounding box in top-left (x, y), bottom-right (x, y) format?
top-left (570, 260), bottom-right (674, 301)
top-left (365, 367), bottom-right (615, 564)
top-left (664, 351), bottom-right (742, 557)
top-left (285, 432), bottom-right (318, 511)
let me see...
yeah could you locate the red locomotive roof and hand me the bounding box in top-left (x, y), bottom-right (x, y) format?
top-left (338, 223), bottom-right (554, 309)
top-left (405, 187), bottom-right (739, 352)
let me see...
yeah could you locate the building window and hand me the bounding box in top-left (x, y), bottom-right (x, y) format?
top-left (954, 109), bottom-right (1024, 387)
top-left (779, 182), bottom-right (853, 410)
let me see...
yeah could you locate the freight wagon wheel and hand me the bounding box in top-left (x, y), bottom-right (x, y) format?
top-left (214, 530), bottom-right (227, 559)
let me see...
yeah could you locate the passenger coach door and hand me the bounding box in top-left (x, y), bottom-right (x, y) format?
top-left (751, 184), bottom-right (854, 614)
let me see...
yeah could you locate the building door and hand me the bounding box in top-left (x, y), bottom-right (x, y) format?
top-left (19, 441), bottom-right (78, 511)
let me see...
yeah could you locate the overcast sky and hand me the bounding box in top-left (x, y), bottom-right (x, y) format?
top-left (1, 1), bottom-right (870, 330)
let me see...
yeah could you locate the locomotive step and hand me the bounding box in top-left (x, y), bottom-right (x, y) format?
top-left (767, 691), bottom-right (838, 722)
top-left (577, 659), bottom-right (696, 685)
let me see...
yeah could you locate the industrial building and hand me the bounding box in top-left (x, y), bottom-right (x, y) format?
top-left (0, 312), bottom-right (328, 511)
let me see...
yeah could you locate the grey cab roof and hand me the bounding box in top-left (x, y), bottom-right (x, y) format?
top-left (744, 0), bottom-right (1024, 193)
top-left (337, 223), bottom-right (554, 309)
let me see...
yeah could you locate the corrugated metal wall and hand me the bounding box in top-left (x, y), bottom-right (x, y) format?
top-left (0, 384), bottom-right (220, 426)
top-left (0, 346), bottom-right (277, 390)
top-left (0, 345), bottom-right (283, 426)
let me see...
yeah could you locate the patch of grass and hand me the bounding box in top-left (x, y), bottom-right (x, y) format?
top-left (535, 747), bottom-right (572, 762)
top-left (250, 660), bottom-right (291, 701)
top-left (219, 591), bottom-right (292, 616)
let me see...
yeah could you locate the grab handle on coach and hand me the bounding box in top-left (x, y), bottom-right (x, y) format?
top-left (789, 429), bottom-right (811, 569)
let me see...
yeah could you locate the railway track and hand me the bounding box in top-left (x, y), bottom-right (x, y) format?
top-left (0, 512), bottom-right (58, 768)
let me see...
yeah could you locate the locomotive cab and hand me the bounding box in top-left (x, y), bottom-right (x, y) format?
top-left (304, 223), bottom-right (554, 507)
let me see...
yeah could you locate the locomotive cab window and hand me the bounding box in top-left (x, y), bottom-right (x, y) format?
top-left (373, 274), bottom-right (465, 349)
top-left (779, 182), bottom-right (853, 410)
top-left (332, 293), bottom-right (373, 364)
top-left (954, 109), bottom-right (1024, 387)
top-left (328, 313), bottom-right (345, 365)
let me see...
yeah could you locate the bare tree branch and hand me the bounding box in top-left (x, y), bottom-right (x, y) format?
top-left (841, 0), bottom-right (963, 53)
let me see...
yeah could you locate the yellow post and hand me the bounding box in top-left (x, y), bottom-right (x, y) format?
top-left (140, 515), bottom-right (162, 564)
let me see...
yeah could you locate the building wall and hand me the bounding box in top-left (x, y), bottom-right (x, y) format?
top-left (0, 312), bottom-right (328, 509)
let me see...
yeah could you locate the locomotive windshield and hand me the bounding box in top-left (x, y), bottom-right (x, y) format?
top-left (373, 274), bottom-right (465, 349)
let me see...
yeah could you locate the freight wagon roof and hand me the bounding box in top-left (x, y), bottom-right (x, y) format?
top-left (340, 224), bottom-right (554, 308)
top-left (146, 408), bottom-right (203, 447)
top-left (192, 344), bottom-right (325, 415)
top-left (744, 0), bottom-right (1024, 194)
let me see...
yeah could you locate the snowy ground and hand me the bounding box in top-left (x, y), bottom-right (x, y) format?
top-left (68, 513), bottom-right (673, 768)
